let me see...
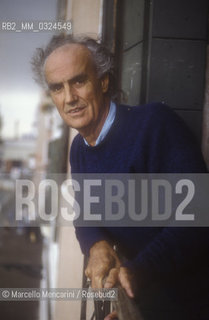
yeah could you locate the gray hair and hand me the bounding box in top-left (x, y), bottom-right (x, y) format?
top-left (31, 33), bottom-right (117, 99)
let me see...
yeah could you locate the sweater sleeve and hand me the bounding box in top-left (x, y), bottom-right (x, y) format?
top-left (74, 227), bottom-right (112, 256)
top-left (122, 227), bottom-right (209, 284)
top-left (123, 104), bottom-right (208, 283)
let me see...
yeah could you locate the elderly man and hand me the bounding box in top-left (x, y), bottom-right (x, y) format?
top-left (33, 34), bottom-right (209, 320)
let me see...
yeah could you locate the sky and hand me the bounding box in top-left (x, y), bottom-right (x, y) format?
top-left (0, 0), bottom-right (58, 138)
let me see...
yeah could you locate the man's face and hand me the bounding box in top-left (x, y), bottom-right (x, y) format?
top-left (44, 44), bottom-right (109, 140)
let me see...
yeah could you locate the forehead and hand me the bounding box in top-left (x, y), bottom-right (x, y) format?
top-left (44, 43), bottom-right (95, 82)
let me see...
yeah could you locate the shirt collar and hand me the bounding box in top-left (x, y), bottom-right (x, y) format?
top-left (84, 101), bottom-right (116, 146)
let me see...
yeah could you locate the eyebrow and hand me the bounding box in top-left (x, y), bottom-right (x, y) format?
top-left (48, 73), bottom-right (88, 90)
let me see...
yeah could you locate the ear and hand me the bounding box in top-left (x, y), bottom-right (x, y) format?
top-left (101, 74), bottom-right (109, 93)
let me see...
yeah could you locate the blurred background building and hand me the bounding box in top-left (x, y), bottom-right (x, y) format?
top-left (0, 0), bottom-right (208, 319)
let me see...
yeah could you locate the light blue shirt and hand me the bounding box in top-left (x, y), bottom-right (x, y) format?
top-left (84, 101), bottom-right (116, 146)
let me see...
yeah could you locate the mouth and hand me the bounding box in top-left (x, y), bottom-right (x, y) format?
top-left (66, 105), bottom-right (86, 115)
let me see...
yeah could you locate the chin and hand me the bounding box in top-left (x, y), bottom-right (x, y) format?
top-left (68, 121), bottom-right (90, 131)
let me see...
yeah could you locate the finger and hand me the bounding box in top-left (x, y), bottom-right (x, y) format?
top-left (105, 268), bottom-right (118, 288)
top-left (91, 274), bottom-right (103, 289)
top-left (104, 268), bottom-right (119, 288)
top-left (85, 267), bottom-right (90, 278)
top-left (119, 267), bottom-right (134, 298)
top-left (104, 310), bottom-right (118, 320)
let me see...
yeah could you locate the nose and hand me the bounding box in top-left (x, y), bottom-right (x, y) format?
top-left (64, 83), bottom-right (78, 106)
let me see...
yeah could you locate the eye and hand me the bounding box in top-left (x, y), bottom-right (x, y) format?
top-left (49, 83), bottom-right (63, 93)
top-left (72, 76), bottom-right (88, 89)
top-left (73, 80), bottom-right (84, 89)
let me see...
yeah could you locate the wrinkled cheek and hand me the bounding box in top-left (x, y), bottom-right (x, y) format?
top-left (50, 94), bottom-right (58, 105)
top-left (55, 102), bottom-right (65, 116)
top-left (56, 107), bottom-right (64, 118)
top-left (82, 85), bottom-right (98, 99)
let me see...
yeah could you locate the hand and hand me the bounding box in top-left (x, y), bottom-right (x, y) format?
top-left (86, 241), bottom-right (137, 320)
top-left (104, 266), bottom-right (135, 298)
top-left (104, 310), bottom-right (118, 320)
top-left (85, 240), bottom-right (120, 288)
top-left (104, 267), bottom-right (136, 320)
top-left (85, 241), bottom-right (136, 296)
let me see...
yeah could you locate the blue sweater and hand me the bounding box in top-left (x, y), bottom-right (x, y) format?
top-left (70, 103), bottom-right (209, 316)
